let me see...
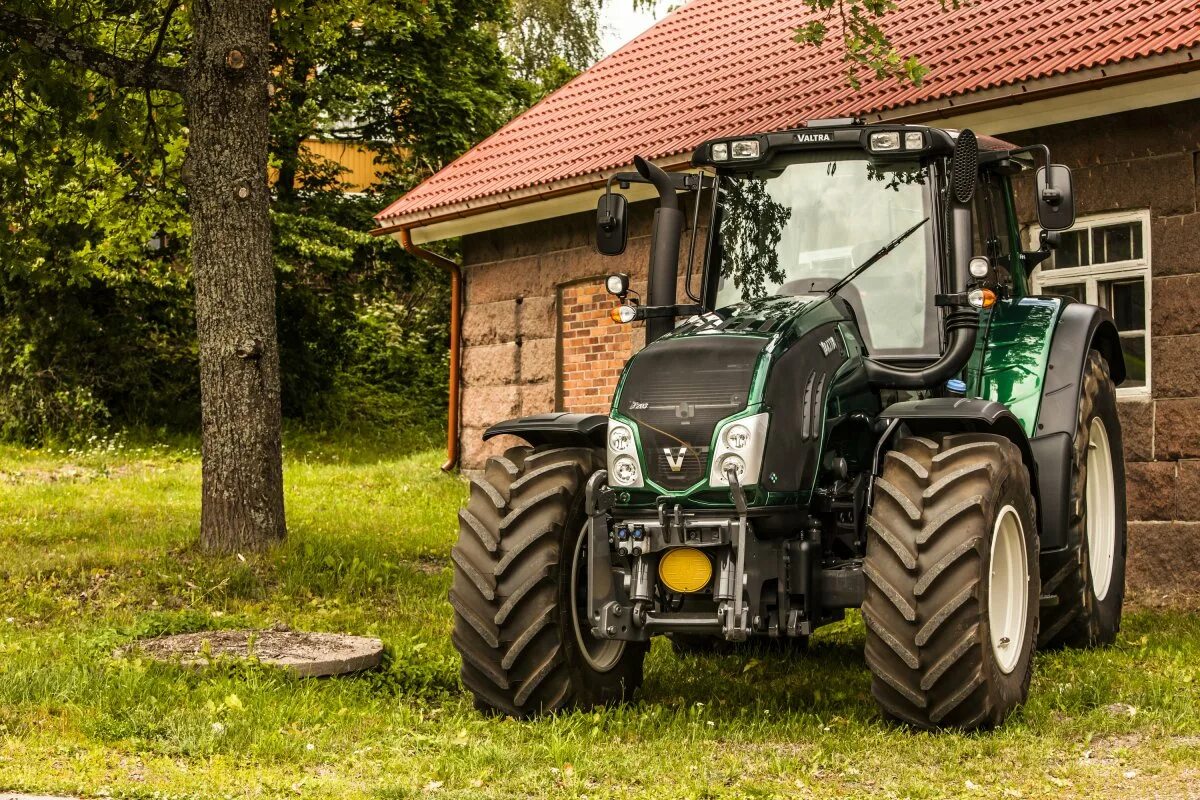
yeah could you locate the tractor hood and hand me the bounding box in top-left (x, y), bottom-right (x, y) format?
top-left (611, 293), bottom-right (859, 504)
top-left (664, 295), bottom-right (820, 340)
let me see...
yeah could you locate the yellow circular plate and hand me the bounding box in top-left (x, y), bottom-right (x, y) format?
top-left (658, 547), bottom-right (713, 593)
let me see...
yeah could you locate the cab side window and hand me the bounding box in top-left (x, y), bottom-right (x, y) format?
top-left (971, 171), bottom-right (1014, 281)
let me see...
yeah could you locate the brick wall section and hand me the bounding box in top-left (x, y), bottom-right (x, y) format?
top-left (458, 204), bottom-right (658, 468)
top-left (1009, 98), bottom-right (1200, 604)
top-left (558, 281), bottom-right (643, 414)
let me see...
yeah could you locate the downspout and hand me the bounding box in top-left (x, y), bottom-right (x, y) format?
top-left (399, 228), bottom-right (462, 472)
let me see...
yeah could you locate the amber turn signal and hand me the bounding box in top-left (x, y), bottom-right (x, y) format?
top-left (968, 288), bottom-right (997, 309)
top-left (611, 305), bottom-right (638, 324)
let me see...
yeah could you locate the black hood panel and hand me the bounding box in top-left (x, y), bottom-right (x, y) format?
top-left (616, 336), bottom-right (765, 490)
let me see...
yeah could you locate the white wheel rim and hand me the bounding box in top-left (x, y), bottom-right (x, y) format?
top-left (1086, 417), bottom-right (1117, 601)
top-left (570, 524), bottom-right (626, 672)
top-left (988, 505), bottom-right (1029, 675)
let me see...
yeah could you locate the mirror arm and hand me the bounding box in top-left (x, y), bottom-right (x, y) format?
top-left (599, 174), bottom-right (621, 230)
top-left (1009, 144), bottom-right (1054, 191)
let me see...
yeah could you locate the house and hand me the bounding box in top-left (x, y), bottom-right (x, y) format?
top-left (375, 0), bottom-right (1200, 599)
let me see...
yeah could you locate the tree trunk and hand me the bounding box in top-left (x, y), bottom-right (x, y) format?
top-left (184, 0), bottom-right (286, 552)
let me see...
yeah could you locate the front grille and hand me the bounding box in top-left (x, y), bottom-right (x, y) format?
top-left (617, 336), bottom-right (765, 490)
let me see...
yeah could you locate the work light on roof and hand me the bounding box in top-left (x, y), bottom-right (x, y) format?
top-left (869, 131), bottom-right (902, 152)
top-left (731, 139), bottom-right (760, 159)
top-left (711, 143), bottom-right (729, 161)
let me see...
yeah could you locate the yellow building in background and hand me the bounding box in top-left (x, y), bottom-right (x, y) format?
top-left (294, 139), bottom-right (390, 191)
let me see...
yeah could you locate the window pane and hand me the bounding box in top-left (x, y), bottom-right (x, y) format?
top-left (1042, 282), bottom-right (1086, 302)
top-left (1091, 222), bottom-right (1143, 264)
top-left (1119, 333), bottom-right (1146, 389)
top-left (1047, 229), bottom-right (1089, 270)
top-left (1101, 278), bottom-right (1145, 332)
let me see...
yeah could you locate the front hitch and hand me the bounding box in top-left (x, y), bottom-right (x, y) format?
top-left (584, 471), bottom-right (623, 638)
top-left (722, 468), bottom-right (751, 642)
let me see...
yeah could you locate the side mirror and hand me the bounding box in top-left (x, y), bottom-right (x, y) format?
top-left (1036, 165), bottom-right (1075, 231)
top-left (595, 192), bottom-right (629, 256)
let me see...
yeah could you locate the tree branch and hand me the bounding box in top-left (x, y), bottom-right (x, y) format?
top-left (0, 9), bottom-right (185, 93)
top-left (145, 0), bottom-right (182, 70)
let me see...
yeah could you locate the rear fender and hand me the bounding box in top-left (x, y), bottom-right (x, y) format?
top-left (483, 412), bottom-right (608, 448)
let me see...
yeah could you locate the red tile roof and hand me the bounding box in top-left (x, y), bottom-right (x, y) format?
top-left (377, 0), bottom-right (1200, 226)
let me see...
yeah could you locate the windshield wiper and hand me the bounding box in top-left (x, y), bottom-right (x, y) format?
top-left (825, 216), bottom-right (930, 297)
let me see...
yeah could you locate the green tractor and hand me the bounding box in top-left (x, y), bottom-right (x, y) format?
top-left (449, 120), bottom-right (1127, 729)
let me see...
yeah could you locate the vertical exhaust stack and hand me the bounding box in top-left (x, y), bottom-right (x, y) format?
top-left (634, 156), bottom-right (685, 342)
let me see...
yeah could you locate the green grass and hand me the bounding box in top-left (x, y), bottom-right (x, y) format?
top-left (1, 435), bottom-right (1199, 799)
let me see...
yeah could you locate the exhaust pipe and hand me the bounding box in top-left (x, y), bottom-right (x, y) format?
top-left (634, 156), bottom-right (685, 342)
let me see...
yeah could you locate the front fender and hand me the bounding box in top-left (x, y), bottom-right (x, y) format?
top-left (1027, 301), bottom-right (1125, 552)
top-left (483, 412), bottom-right (608, 448)
top-left (879, 397), bottom-right (1045, 543)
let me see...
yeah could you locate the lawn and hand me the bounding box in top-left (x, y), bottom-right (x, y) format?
top-left (1, 434), bottom-right (1198, 799)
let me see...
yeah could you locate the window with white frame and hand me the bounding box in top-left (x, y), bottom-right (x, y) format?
top-left (1030, 211), bottom-right (1151, 395)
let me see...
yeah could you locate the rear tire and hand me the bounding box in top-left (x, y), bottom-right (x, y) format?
top-left (864, 433), bottom-right (1040, 730)
top-left (449, 445), bottom-right (646, 717)
top-left (1039, 350), bottom-right (1127, 649)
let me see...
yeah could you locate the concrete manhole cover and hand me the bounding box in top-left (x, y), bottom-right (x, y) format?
top-left (128, 630), bottom-right (384, 677)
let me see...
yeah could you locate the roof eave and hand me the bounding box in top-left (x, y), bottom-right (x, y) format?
top-left (373, 47), bottom-right (1200, 241)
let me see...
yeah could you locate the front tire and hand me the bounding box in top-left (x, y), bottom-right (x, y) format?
top-left (449, 445), bottom-right (646, 717)
top-left (864, 433), bottom-right (1040, 730)
top-left (1039, 350), bottom-right (1127, 649)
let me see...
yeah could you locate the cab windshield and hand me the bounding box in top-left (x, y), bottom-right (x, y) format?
top-left (710, 152), bottom-right (939, 357)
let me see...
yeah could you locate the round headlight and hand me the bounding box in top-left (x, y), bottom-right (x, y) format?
top-left (969, 257), bottom-right (990, 279)
top-left (719, 453), bottom-right (746, 482)
top-left (609, 426), bottom-right (632, 452)
top-left (605, 273), bottom-right (629, 296)
top-left (725, 423), bottom-right (751, 449)
top-left (612, 455), bottom-right (639, 486)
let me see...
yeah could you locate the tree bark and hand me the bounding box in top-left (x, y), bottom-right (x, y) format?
top-left (184, 0), bottom-right (286, 552)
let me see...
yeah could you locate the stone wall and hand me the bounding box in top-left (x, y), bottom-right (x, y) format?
top-left (1008, 98), bottom-right (1200, 604)
top-left (458, 203), bottom-right (656, 468)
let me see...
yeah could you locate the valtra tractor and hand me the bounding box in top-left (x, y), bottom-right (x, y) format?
top-left (449, 119), bottom-right (1128, 730)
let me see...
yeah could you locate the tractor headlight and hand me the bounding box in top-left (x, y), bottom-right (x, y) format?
top-left (731, 139), bottom-right (760, 159)
top-left (718, 453), bottom-right (746, 481)
top-left (869, 131), bottom-right (902, 152)
top-left (709, 412), bottom-right (769, 487)
top-left (609, 425), bottom-right (632, 452)
top-left (607, 420), bottom-right (643, 488)
top-left (725, 424), bottom-right (751, 449)
top-left (612, 456), bottom-right (641, 487)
